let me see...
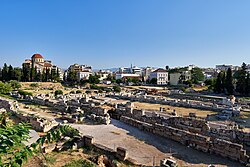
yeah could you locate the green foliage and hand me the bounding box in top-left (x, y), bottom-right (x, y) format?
top-left (9, 80), bottom-right (21, 90)
top-left (44, 155), bottom-right (56, 165)
top-left (204, 78), bottom-right (216, 90)
top-left (0, 81), bottom-right (12, 94)
top-left (54, 90), bottom-right (63, 96)
top-left (88, 75), bottom-right (100, 84)
top-left (150, 78), bottom-right (157, 84)
top-left (30, 83), bottom-right (39, 88)
top-left (236, 63), bottom-right (248, 95)
top-left (225, 68), bottom-right (234, 94)
top-left (183, 80), bottom-right (193, 87)
top-left (70, 90), bottom-right (76, 94)
top-left (191, 68), bottom-right (204, 84)
top-left (115, 79), bottom-right (122, 84)
top-left (18, 90), bottom-right (33, 96)
top-left (76, 90), bottom-right (82, 94)
top-left (0, 123), bottom-right (33, 167)
top-left (113, 86), bottom-right (121, 92)
top-left (168, 67), bottom-right (188, 74)
top-left (90, 84), bottom-right (99, 90)
top-left (85, 90), bottom-right (91, 94)
top-left (62, 159), bottom-right (96, 167)
top-left (67, 71), bottom-right (78, 83)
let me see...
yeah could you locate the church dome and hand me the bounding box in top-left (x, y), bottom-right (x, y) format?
top-left (32, 54), bottom-right (44, 59)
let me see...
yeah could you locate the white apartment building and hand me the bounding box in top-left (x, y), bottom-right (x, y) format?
top-left (149, 68), bottom-right (168, 85)
top-left (115, 73), bottom-right (140, 80)
top-left (77, 71), bottom-right (91, 81)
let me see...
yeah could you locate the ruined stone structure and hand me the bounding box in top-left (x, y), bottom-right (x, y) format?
top-left (114, 106), bottom-right (250, 164)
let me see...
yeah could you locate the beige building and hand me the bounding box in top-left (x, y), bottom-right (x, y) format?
top-left (169, 71), bottom-right (191, 85)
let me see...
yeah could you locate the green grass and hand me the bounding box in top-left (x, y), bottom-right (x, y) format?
top-left (0, 93), bottom-right (15, 100)
top-left (62, 159), bottom-right (96, 167)
top-left (45, 155), bottom-right (57, 164)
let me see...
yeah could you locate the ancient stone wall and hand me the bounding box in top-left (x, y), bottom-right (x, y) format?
top-left (120, 116), bottom-right (250, 164)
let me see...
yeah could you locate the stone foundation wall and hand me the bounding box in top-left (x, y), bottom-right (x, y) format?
top-left (120, 116), bottom-right (250, 164)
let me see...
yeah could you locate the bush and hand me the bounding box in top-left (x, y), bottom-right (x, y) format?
top-left (18, 90), bottom-right (33, 96)
top-left (70, 90), bottom-right (75, 94)
top-left (54, 90), bottom-right (63, 96)
top-left (113, 86), bottom-right (121, 92)
top-left (90, 84), bottom-right (99, 89)
top-left (76, 90), bottom-right (82, 94)
top-left (62, 159), bottom-right (95, 167)
top-left (0, 82), bottom-right (12, 94)
top-left (9, 80), bottom-right (21, 90)
top-left (30, 83), bottom-right (39, 88)
top-left (85, 90), bottom-right (91, 94)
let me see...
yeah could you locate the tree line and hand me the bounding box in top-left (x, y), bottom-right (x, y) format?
top-left (0, 63), bottom-right (61, 82)
top-left (210, 63), bottom-right (250, 96)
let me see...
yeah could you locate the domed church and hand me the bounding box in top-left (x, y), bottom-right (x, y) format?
top-left (22, 53), bottom-right (63, 79)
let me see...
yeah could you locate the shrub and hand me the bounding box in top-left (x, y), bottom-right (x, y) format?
top-left (70, 90), bottom-right (76, 94)
top-left (76, 90), bottom-right (82, 94)
top-left (62, 159), bottom-right (95, 167)
top-left (113, 86), bottom-right (121, 92)
top-left (54, 90), bottom-right (63, 96)
top-left (90, 84), bottom-right (99, 89)
top-left (9, 80), bottom-right (21, 89)
top-left (85, 90), bottom-right (91, 94)
top-left (0, 82), bottom-right (12, 94)
top-left (18, 90), bottom-right (33, 96)
top-left (30, 83), bottom-right (39, 88)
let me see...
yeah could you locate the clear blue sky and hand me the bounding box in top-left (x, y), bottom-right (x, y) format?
top-left (0, 0), bottom-right (250, 69)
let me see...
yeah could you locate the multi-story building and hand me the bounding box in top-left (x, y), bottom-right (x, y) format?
top-left (96, 70), bottom-right (112, 81)
top-left (66, 63), bottom-right (92, 81)
top-left (68, 64), bottom-right (92, 73)
top-left (115, 73), bottom-right (141, 80)
top-left (142, 67), bottom-right (156, 82)
top-left (149, 68), bottom-right (168, 85)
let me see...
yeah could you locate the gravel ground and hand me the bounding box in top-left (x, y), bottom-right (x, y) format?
top-left (71, 119), bottom-right (244, 167)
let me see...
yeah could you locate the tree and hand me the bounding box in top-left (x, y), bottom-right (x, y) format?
top-left (9, 80), bottom-right (21, 90)
top-left (55, 89), bottom-right (63, 96)
top-left (67, 71), bottom-right (77, 83)
top-left (2, 63), bottom-right (8, 81)
top-left (88, 75), bottom-right (100, 84)
top-left (246, 73), bottom-right (250, 95)
top-left (150, 78), bottom-right (157, 84)
top-left (8, 65), bottom-right (14, 81)
top-left (22, 64), bottom-right (30, 82)
top-left (113, 85), bottom-right (121, 92)
top-left (225, 68), bottom-right (234, 94)
top-left (191, 68), bottom-right (204, 84)
top-left (13, 68), bottom-right (22, 81)
top-left (214, 72), bottom-right (223, 93)
top-left (204, 78), bottom-right (216, 90)
top-left (236, 63), bottom-right (247, 95)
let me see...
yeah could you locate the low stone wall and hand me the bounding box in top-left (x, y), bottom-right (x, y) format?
top-left (120, 116), bottom-right (250, 164)
top-left (78, 135), bottom-right (138, 165)
top-left (108, 94), bottom-right (225, 112)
